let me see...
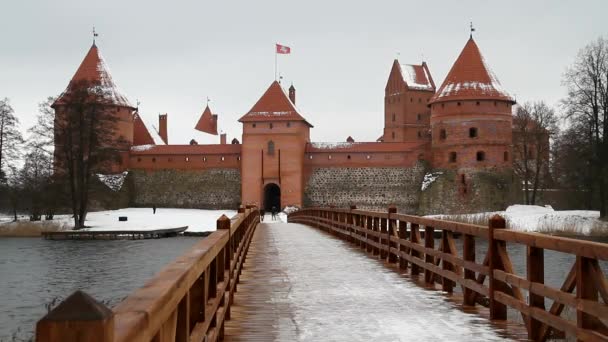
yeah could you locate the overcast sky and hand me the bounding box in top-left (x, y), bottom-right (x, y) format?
top-left (1, 0), bottom-right (606, 144)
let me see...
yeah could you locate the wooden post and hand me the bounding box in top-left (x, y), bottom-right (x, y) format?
top-left (373, 216), bottom-right (380, 256)
top-left (527, 246), bottom-right (544, 340)
top-left (380, 214), bottom-right (388, 259)
top-left (348, 205), bottom-right (356, 244)
top-left (489, 215), bottom-right (507, 320)
top-left (387, 206), bottom-right (397, 264)
top-left (424, 225), bottom-right (435, 284)
top-left (366, 216), bottom-right (373, 254)
top-left (36, 291), bottom-right (114, 342)
top-left (410, 223), bottom-right (421, 276)
top-left (398, 220), bottom-right (408, 270)
top-left (576, 256), bottom-right (600, 337)
top-left (463, 234), bottom-right (476, 306)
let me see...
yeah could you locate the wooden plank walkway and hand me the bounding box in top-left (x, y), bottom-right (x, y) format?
top-left (224, 220), bottom-right (519, 341)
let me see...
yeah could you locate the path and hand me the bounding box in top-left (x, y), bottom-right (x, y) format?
top-left (224, 219), bottom-right (512, 341)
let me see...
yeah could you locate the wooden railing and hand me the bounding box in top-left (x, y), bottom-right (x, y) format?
top-left (36, 206), bottom-right (260, 342)
top-left (289, 207), bottom-right (608, 342)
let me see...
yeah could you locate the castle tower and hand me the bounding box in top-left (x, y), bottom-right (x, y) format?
top-left (194, 105), bottom-right (219, 136)
top-left (382, 60), bottom-right (435, 143)
top-left (52, 42), bottom-right (135, 172)
top-left (429, 37), bottom-right (515, 170)
top-left (239, 81), bottom-right (312, 210)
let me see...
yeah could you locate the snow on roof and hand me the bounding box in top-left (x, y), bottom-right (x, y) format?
top-left (54, 44), bottom-right (134, 108)
top-left (96, 171), bottom-right (128, 192)
top-left (399, 64), bottom-right (434, 91)
top-left (430, 38), bottom-right (513, 104)
top-left (136, 113), bottom-right (165, 145)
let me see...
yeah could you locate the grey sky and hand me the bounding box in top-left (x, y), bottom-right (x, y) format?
top-left (1, 0), bottom-right (606, 144)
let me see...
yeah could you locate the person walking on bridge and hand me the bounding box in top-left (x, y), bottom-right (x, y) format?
top-left (271, 206), bottom-right (277, 221)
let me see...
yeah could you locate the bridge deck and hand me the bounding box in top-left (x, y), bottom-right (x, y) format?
top-left (224, 220), bottom-right (520, 341)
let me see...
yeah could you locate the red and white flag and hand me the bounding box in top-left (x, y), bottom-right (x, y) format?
top-left (276, 43), bottom-right (291, 54)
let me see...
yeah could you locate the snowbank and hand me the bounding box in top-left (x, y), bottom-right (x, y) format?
top-left (428, 205), bottom-right (607, 236)
top-left (1, 208), bottom-right (237, 233)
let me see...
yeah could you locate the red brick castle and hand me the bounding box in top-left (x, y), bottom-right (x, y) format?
top-left (54, 36), bottom-right (517, 214)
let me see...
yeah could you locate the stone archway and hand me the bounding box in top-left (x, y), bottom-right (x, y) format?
top-left (263, 183), bottom-right (281, 212)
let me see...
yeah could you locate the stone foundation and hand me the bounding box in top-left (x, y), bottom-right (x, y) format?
top-left (130, 169), bottom-right (241, 209)
top-left (303, 164), bottom-right (426, 213)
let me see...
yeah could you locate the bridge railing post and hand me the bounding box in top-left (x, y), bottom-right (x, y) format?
top-left (380, 213), bottom-right (388, 260)
top-left (348, 205), bottom-right (356, 243)
top-left (387, 206), bottom-right (397, 264)
top-left (36, 291), bottom-right (114, 342)
top-left (424, 225), bottom-right (435, 284)
top-left (398, 218), bottom-right (408, 271)
top-left (488, 215), bottom-right (507, 320)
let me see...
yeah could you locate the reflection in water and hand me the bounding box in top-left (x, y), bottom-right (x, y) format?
top-left (0, 237), bottom-right (200, 341)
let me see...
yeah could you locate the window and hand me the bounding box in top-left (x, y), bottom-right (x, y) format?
top-left (269, 123), bottom-right (273, 129)
top-left (418, 98), bottom-right (421, 103)
top-left (494, 101), bottom-right (497, 106)
top-left (366, 155), bottom-right (371, 160)
top-left (267, 141), bottom-right (275, 155)
top-left (137, 157), bottom-right (141, 162)
top-left (469, 127), bottom-right (478, 138)
top-left (417, 131), bottom-right (422, 138)
top-left (441, 103), bottom-right (445, 108)
top-left (457, 102), bottom-right (462, 106)
top-left (392, 113), bottom-right (395, 122)
top-left (221, 156), bottom-right (225, 161)
top-left (440, 129), bottom-right (447, 140)
top-left (252, 123), bottom-right (256, 128)
top-left (392, 132), bottom-right (395, 140)
top-left (347, 155), bottom-right (351, 160)
top-left (286, 122), bottom-right (291, 127)
top-left (410, 98), bottom-right (413, 103)
top-left (449, 152), bottom-right (457, 163)
top-left (504, 151), bottom-right (509, 162)
top-left (168, 157), bottom-right (173, 162)
top-left (476, 151), bottom-right (485, 161)
top-left (237, 156), bottom-right (241, 161)
top-left (476, 101), bottom-right (480, 106)
top-left (417, 114), bottom-right (421, 121)
top-left (185, 157), bottom-right (189, 162)
top-left (328, 155), bottom-right (332, 160)
top-left (309, 155), bottom-right (313, 159)
top-left (203, 156), bottom-right (207, 162)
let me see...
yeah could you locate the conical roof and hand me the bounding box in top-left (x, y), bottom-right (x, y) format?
top-left (429, 38), bottom-right (513, 104)
top-left (238, 81), bottom-right (312, 127)
top-left (194, 105), bottom-right (218, 135)
top-left (53, 43), bottom-right (134, 108)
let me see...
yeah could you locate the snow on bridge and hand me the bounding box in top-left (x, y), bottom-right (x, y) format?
top-left (224, 219), bottom-right (511, 341)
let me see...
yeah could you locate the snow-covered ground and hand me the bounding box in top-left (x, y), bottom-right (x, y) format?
top-left (1, 208), bottom-right (238, 233)
top-left (428, 205), bottom-right (608, 236)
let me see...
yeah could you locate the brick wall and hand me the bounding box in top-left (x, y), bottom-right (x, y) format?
top-left (303, 164), bottom-right (426, 212)
top-left (130, 169), bottom-right (241, 209)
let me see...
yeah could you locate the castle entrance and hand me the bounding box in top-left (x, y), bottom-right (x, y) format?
top-left (263, 183), bottom-right (281, 212)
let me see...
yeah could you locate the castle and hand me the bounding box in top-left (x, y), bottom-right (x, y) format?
top-left (53, 35), bottom-right (517, 214)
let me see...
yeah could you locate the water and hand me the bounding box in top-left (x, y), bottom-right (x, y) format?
top-left (0, 237), bottom-right (201, 341)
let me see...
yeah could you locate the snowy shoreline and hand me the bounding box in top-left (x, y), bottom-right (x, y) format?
top-left (427, 205), bottom-right (608, 236)
top-left (0, 208), bottom-right (237, 236)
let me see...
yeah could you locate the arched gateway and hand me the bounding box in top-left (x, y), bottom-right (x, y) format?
top-left (263, 183), bottom-right (281, 212)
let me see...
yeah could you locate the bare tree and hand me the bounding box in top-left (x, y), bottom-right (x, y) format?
top-left (28, 96), bottom-right (56, 158)
top-left (19, 149), bottom-right (53, 221)
top-left (563, 37), bottom-right (608, 218)
top-left (512, 102), bottom-right (558, 205)
top-left (0, 98), bottom-right (23, 182)
top-left (54, 80), bottom-right (127, 228)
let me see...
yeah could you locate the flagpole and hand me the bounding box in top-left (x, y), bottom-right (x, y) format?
top-left (274, 44), bottom-right (277, 80)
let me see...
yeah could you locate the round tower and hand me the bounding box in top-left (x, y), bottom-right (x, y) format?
top-left (52, 42), bottom-right (135, 172)
top-left (429, 37), bottom-right (515, 170)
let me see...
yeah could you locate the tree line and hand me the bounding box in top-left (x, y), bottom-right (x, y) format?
top-left (1, 79), bottom-right (126, 228)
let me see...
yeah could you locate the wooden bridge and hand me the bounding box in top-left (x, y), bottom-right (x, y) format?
top-left (36, 206), bottom-right (608, 341)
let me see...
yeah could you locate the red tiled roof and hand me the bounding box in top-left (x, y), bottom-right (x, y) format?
top-left (398, 62), bottom-right (435, 91)
top-left (53, 44), bottom-right (134, 108)
top-left (194, 105), bottom-right (218, 135)
top-left (238, 81), bottom-right (312, 127)
top-left (430, 38), bottom-right (514, 104)
top-left (306, 141), bottom-right (427, 153)
top-left (132, 112), bottom-right (155, 145)
top-left (130, 144), bottom-right (241, 155)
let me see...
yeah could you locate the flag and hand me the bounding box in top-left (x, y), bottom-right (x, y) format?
top-left (276, 43), bottom-right (291, 54)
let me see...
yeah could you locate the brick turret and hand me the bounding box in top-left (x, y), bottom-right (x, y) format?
top-left (429, 37), bottom-right (515, 169)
